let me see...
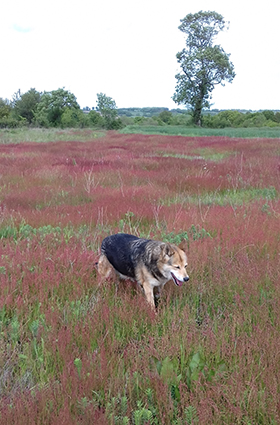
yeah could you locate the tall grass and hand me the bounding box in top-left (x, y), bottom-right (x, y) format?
top-left (0, 131), bottom-right (280, 423)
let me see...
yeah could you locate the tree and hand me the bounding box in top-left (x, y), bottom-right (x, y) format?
top-left (13, 88), bottom-right (41, 124)
top-left (96, 93), bottom-right (123, 129)
top-left (274, 112), bottom-right (280, 124)
top-left (173, 11), bottom-right (235, 126)
top-left (0, 98), bottom-right (20, 128)
top-left (60, 108), bottom-right (86, 128)
top-left (262, 110), bottom-right (275, 122)
top-left (34, 88), bottom-right (80, 127)
top-left (87, 110), bottom-right (105, 128)
top-left (0, 98), bottom-right (11, 119)
top-left (158, 110), bottom-right (173, 124)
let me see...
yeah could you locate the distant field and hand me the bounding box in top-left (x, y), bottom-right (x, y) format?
top-left (121, 124), bottom-right (280, 138)
top-left (0, 128), bottom-right (106, 144)
top-left (0, 131), bottom-right (280, 424)
top-left (1, 125), bottom-right (280, 146)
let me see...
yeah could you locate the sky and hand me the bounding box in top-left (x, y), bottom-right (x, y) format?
top-left (1, 0), bottom-right (280, 111)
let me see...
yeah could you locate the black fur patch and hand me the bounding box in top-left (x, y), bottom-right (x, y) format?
top-left (101, 233), bottom-right (150, 278)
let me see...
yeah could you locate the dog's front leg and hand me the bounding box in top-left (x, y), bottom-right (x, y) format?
top-left (142, 281), bottom-right (156, 309)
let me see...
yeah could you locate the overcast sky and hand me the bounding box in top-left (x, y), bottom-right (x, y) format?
top-left (1, 0), bottom-right (279, 110)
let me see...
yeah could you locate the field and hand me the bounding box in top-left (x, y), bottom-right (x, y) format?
top-left (121, 125), bottom-right (280, 139)
top-left (0, 129), bottom-right (280, 424)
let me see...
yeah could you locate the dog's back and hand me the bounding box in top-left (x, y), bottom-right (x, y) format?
top-left (101, 233), bottom-right (149, 278)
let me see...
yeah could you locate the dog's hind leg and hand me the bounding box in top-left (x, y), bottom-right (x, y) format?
top-left (97, 254), bottom-right (114, 284)
top-left (153, 285), bottom-right (163, 309)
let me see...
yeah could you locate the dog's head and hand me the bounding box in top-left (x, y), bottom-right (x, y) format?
top-left (158, 242), bottom-right (189, 286)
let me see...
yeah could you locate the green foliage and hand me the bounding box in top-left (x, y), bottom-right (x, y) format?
top-left (158, 110), bottom-right (173, 124)
top-left (0, 98), bottom-right (12, 118)
top-left (96, 92), bottom-right (123, 130)
top-left (0, 98), bottom-right (22, 128)
top-left (274, 112), bottom-right (280, 123)
top-left (173, 11), bottom-right (235, 125)
top-left (0, 116), bottom-right (23, 129)
top-left (60, 107), bottom-right (87, 128)
top-left (74, 358), bottom-right (82, 377)
top-left (262, 110), bottom-right (275, 121)
top-left (34, 88), bottom-right (80, 127)
top-left (0, 221), bottom-right (63, 241)
top-left (204, 110), bottom-right (280, 128)
top-left (118, 107), bottom-right (171, 118)
top-left (86, 109), bottom-right (105, 127)
top-left (13, 88), bottom-right (41, 124)
top-left (133, 400), bottom-right (154, 425)
top-left (161, 226), bottom-right (211, 245)
top-left (152, 351), bottom-right (226, 398)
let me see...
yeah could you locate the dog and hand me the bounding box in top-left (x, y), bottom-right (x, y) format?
top-left (97, 233), bottom-right (189, 309)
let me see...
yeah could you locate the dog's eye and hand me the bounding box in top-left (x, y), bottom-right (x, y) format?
top-left (175, 266), bottom-right (180, 269)
top-left (185, 265), bottom-right (188, 268)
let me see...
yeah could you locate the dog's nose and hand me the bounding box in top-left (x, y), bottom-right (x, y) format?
top-left (184, 276), bottom-right (189, 282)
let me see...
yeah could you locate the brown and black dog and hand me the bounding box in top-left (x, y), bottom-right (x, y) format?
top-left (98, 233), bottom-right (189, 309)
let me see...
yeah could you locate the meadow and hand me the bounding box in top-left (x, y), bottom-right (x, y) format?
top-left (121, 125), bottom-right (280, 139)
top-left (0, 129), bottom-right (279, 424)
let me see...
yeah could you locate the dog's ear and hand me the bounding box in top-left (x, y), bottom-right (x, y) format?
top-left (178, 239), bottom-right (187, 252)
top-left (161, 243), bottom-right (175, 258)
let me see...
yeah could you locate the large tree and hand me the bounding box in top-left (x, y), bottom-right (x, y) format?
top-left (173, 11), bottom-right (235, 126)
top-left (34, 88), bottom-right (80, 127)
top-left (96, 93), bottom-right (122, 129)
top-left (13, 88), bottom-right (41, 124)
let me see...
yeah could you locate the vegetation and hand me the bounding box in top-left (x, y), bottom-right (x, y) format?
top-left (121, 124), bottom-right (280, 138)
top-left (96, 93), bottom-right (123, 130)
top-left (2, 88), bottom-right (279, 133)
top-left (0, 130), bottom-right (280, 423)
top-left (1, 87), bottom-right (279, 132)
top-left (173, 11), bottom-right (235, 125)
top-left (12, 88), bottom-right (41, 124)
top-left (33, 88), bottom-right (81, 127)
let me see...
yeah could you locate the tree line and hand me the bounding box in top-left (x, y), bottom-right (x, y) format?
top-left (0, 88), bottom-right (279, 130)
top-left (0, 89), bottom-right (124, 130)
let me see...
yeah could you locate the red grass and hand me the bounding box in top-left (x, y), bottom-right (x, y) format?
top-left (0, 131), bottom-right (280, 423)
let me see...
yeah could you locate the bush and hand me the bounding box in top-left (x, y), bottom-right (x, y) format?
top-left (13, 89), bottom-right (41, 124)
top-left (105, 117), bottom-right (124, 130)
top-left (203, 110), bottom-right (280, 128)
top-left (61, 108), bottom-right (87, 128)
top-left (0, 117), bottom-right (26, 128)
top-left (86, 110), bottom-right (105, 128)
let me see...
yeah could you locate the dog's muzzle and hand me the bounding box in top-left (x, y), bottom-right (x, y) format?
top-left (171, 273), bottom-right (189, 287)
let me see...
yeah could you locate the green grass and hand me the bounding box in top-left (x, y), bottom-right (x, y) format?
top-left (0, 128), bottom-right (105, 144)
top-left (1, 126), bottom-right (280, 144)
top-left (164, 186), bottom-right (278, 207)
top-left (161, 149), bottom-right (233, 162)
top-left (121, 125), bottom-right (280, 138)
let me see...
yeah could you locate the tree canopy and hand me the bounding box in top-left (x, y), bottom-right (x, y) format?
top-left (96, 93), bottom-right (123, 129)
top-left (173, 11), bottom-right (235, 126)
top-left (34, 88), bottom-right (80, 127)
top-left (13, 88), bottom-right (41, 124)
